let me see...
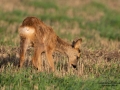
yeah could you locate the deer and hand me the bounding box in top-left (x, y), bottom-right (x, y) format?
top-left (18, 17), bottom-right (82, 72)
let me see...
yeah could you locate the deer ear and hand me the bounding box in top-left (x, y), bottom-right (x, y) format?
top-left (72, 38), bottom-right (82, 49)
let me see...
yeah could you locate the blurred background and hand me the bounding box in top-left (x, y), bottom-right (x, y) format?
top-left (0, 0), bottom-right (120, 47)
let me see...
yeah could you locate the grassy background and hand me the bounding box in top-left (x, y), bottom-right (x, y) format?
top-left (0, 0), bottom-right (120, 89)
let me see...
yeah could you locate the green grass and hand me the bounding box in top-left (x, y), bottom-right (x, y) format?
top-left (0, 66), bottom-right (120, 90)
top-left (23, 0), bottom-right (58, 10)
top-left (0, 10), bottom-right (27, 23)
top-left (39, 14), bottom-right (72, 22)
top-left (83, 10), bottom-right (120, 40)
top-left (77, 1), bottom-right (120, 41)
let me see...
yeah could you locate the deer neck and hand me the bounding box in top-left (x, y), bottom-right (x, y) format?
top-left (55, 36), bottom-right (74, 56)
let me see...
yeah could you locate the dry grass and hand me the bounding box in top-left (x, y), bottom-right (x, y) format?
top-left (101, 0), bottom-right (120, 12)
top-left (0, 37), bottom-right (120, 77)
top-left (0, 0), bottom-right (24, 12)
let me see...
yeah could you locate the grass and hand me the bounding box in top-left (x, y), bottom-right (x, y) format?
top-left (0, 0), bottom-right (120, 89)
top-left (28, 1), bottom-right (58, 10)
top-left (0, 47), bottom-right (120, 89)
top-left (0, 66), bottom-right (120, 90)
top-left (0, 10), bottom-right (27, 23)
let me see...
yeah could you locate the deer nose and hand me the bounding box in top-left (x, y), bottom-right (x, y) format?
top-left (71, 64), bottom-right (77, 68)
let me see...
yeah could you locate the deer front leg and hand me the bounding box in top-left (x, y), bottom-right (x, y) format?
top-left (19, 38), bottom-right (30, 67)
top-left (32, 47), bottom-right (42, 72)
top-left (46, 48), bottom-right (55, 72)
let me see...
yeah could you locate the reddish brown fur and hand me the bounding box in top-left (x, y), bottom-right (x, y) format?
top-left (19, 17), bottom-right (82, 72)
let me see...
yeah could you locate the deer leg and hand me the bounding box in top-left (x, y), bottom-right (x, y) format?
top-left (19, 38), bottom-right (30, 67)
top-left (32, 47), bottom-right (42, 72)
top-left (46, 48), bottom-right (54, 72)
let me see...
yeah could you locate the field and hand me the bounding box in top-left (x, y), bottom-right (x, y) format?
top-left (0, 0), bottom-right (120, 89)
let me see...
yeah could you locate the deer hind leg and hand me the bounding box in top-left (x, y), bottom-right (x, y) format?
top-left (32, 47), bottom-right (42, 72)
top-left (46, 47), bottom-right (55, 72)
top-left (19, 37), bottom-right (30, 67)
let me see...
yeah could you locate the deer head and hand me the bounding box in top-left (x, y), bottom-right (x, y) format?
top-left (68, 38), bottom-right (82, 68)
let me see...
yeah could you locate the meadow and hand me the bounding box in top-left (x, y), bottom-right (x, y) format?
top-left (0, 0), bottom-right (120, 90)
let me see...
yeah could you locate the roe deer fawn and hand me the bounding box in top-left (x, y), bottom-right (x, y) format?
top-left (18, 17), bottom-right (82, 72)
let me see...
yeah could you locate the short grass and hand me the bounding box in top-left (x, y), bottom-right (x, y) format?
top-left (0, 0), bottom-right (120, 89)
top-left (0, 66), bottom-right (120, 90)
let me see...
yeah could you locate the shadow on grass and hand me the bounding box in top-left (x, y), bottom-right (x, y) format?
top-left (0, 47), bottom-right (27, 68)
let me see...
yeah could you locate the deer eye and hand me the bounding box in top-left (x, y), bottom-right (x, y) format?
top-left (78, 49), bottom-right (81, 53)
top-left (77, 56), bottom-right (80, 59)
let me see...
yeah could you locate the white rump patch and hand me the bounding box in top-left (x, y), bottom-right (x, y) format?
top-left (19, 26), bottom-right (35, 37)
